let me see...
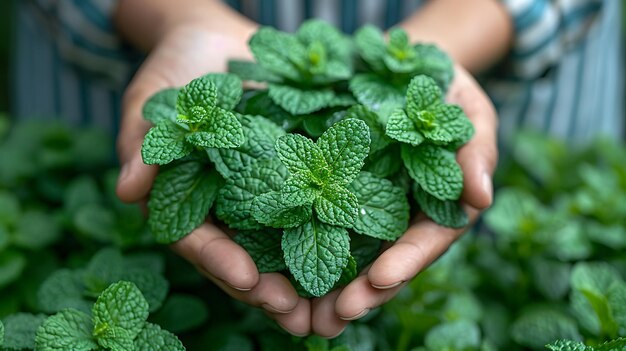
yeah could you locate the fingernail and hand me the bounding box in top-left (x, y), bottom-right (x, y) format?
top-left (262, 303), bottom-right (293, 314)
top-left (371, 280), bottom-right (404, 289)
top-left (277, 322), bottom-right (309, 337)
top-left (482, 172), bottom-right (493, 204)
top-left (223, 280), bottom-right (252, 292)
top-left (340, 308), bottom-right (370, 321)
top-left (323, 327), bottom-right (347, 339)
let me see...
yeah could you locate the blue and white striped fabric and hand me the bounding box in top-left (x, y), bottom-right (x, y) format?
top-left (13, 0), bottom-right (624, 146)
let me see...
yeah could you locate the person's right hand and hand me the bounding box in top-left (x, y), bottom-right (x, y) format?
top-left (114, 23), bottom-right (311, 336)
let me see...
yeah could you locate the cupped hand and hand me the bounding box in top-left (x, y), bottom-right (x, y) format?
top-left (310, 64), bottom-right (499, 337)
top-left (114, 25), bottom-right (311, 336)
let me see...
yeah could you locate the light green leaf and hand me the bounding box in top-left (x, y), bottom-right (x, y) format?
top-left (345, 105), bottom-right (391, 153)
top-left (150, 294), bottom-right (208, 334)
top-left (249, 27), bottom-right (305, 81)
top-left (349, 74), bottom-right (404, 111)
top-left (413, 184), bottom-right (468, 228)
top-left (275, 133), bottom-right (327, 178)
top-left (252, 191), bottom-right (312, 228)
top-left (406, 75), bottom-right (442, 115)
top-left (268, 84), bottom-right (335, 115)
top-left (228, 60), bottom-right (282, 82)
top-left (546, 340), bottom-right (589, 351)
top-left (95, 327), bottom-right (134, 351)
top-left (141, 121), bottom-right (192, 165)
top-left (1, 313), bottom-right (46, 350)
top-left (511, 307), bottom-right (582, 350)
top-left (92, 281), bottom-right (149, 343)
top-left (401, 144), bottom-right (463, 201)
top-left (0, 250), bottom-right (27, 289)
top-left (198, 73), bottom-right (243, 110)
top-left (215, 158), bottom-right (288, 230)
top-left (176, 77), bottom-right (217, 118)
top-left (142, 88), bottom-right (179, 124)
top-left (608, 283), bottom-right (626, 333)
top-left (35, 309), bottom-right (98, 351)
top-left (13, 210), bottom-right (61, 249)
top-left (121, 270), bottom-right (169, 313)
top-left (185, 108), bottom-right (245, 149)
top-left (315, 184), bottom-right (359, 228)
top-left (354, 25), bottom-right (386, 72)
top-left (348, 172), bottom-right (409, 240)
top-left (134, 323), bottom-right (185, 351)
top-left (281, 174), bottom-right (318, 207)
top-left (424, 320), bottom-right (481, 351)
top-left (529, 257), bottom-right (571, 301)
top-left (412, 44), bottom-right (454, 91)
top-left (235, 229), bottom-right (286, 273)
top-left (317, 118), bottom-right (370, 186)
top-left (597, 338), bottom-right (626, 351)
top-left (37, 269), bottom-right (91, 314)
top-left (282, 219), bottom-right (351, 297)
top-left (385, 108), bottom-right (424, 146)
top-left (83, 248), bottom-right (125, 296)
top-left (433, 104), bottom-right (475, 147)
top-left (149, 162), bottom-right (222, 243)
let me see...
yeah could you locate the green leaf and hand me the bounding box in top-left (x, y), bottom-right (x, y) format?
top-left (354, 25), bottom-right (386, 72)
top-left (249, 26), bottom-right (306, 81)
top-left (529, 257), bottom-right (571, 301)
top-left (176, 77), bottom-right (217, 119)
top-left (424, 320), bottom-right (481, 351)
top-left (92, 281), bottom-right (149, 345)
top-left (228, 60), bottom-right (282, 82)
top-left (235, 229), bottom-right (286, 273)
top-left (413, 184), bottom-right (468, 228)
top-left (252, 191), bottom-right (312, 228)
top-left (198, 73), bottom-right (243, 110)
top-left (433, 104), bottom-right (475, 147)
top-left (148, 162), bottom-right (222, 243)
top-left (35, 309), bottom-right (98, 351)
top-left (121, 270), bottom-right (169, 313)
top-left (207, 115), bottom-right (285, 179)
top-left (349, 74), bottom-right (404, 111)
top-left (242, 91), bottom-right (301, 131)
top-left (37, 269), bottom-right (91, 314)
top-left (511, 307), bottom-right (582, 350)
top-left (406, 75), bottom-right (443, 117)
top-left (1, 313), bottom-right (46, 350)
top-left (597, 338), bottom-right (626, 351)
top-left (216, 158), bottom-right (289, 230)
top-left (13, 210), bottom-right (61, 249)
top-left (150, 294), bottom-right (208, 334)
top-left (185, 108), bottom-right (245, 149)
top-left (282, 219), bottom-right (351, 297)
top-left (281, 174), bottom-right (319, 207)
top-left (315, 184), bottom-right (359, 228)
top-left (143, 88), bottom-right (179, 124)
top-left (345, 105), bottom-right (391, 153)
top-left (83, 248), bottom-right (125, 296)
top-left (0, 191), bottom-right (20, 227)
top-left (0, 250), bottom-right (27, 289)
top-left (134, 323), bottom-right (185, 351)
top-left (73, 204), bottom-right (116, 242)
top-left (334, 255), bottom-right (357, 288)
top-left (546, 340), bottom-right (589, 351)
top-left (268, 84), bottom-right (335, 115)
top-left (401, 144), bottom-right (463, 200)
top-left (141, 121), bottom-right (192, 165)
top-left (317, 118), bottom-right (371, 185)
top-left (412, 44), bottom-right (455, 91)
top-left (607, 283), bottom-right (626, 333)
top-left (385, 108), bottom-right (424, 146)
top-left (349, 172), bottom-right (410, 240)
top-left (350, 234), bottom-right (381, 271)
top-left (0, 320), bottom-right (3, 347)
top-left (363, 145), bottom-right (403, 178)
top-left (275, 133), bottom-right (326, 178)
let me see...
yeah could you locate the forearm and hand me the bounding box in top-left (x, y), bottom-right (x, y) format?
top-left (113, 0), bottom-right (258, 52)
top-left (398, 0), bottom-right (513, 74)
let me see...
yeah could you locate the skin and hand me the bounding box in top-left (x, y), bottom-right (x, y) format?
top-left (114, 0), bottom-right (510, 338)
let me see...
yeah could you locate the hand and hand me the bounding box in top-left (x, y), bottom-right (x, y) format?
top-left (114, 24), bottom-right (310, 336)
top-left (309, 64), bottom-right (498, 337)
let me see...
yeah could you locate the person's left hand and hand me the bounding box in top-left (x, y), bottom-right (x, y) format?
top-left (308, 64), bottom-right (498, 337)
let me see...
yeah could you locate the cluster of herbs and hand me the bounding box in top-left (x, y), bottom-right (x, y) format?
top-left (140, 20), bottom-right (474, 297)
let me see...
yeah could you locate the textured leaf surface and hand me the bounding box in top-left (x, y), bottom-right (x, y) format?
top-left (345, 105), bottom-right (391, 153)
top-left (406, 75), bottom-right (442, 115)
top-left (35, 309), bottom-right (97, 351)
top-left (142, 88), bottom-right (179, 124)
top-left (235, 230), bottom-right (286, 273)
top-left (141, 121), bottom-right (191, 165)
top-left (37, 269), bottom-right (91, 314)
top-left (198, 73), bottom-right (243, 110)
top-left (315, 185), bottom-right (359, 228)
top-left (317, 119), bottom-right (370, 185)
top-left (149, 162), bottom-right (222, 243)
top-left (185, 108), bottom-right (245, 149)
top-left (92, 282), bottom-right (149, 343)
top-left (121, 270), bottom-right (169, 313)
top-left (216, 159), bottom-right (288, 229)
top-left (401, 144), bottom-right (463, 201)
top-left (546, 340), bottom-right (589, 351)
top-left (134, 323), bottom-right (185, 351)
top-left (280, 174), bottom-right (318, 207)
top-left (354, 25), bottom-right (386, 72)
top-left (348, 172), bottom-right (410, 240)
top-left (411, 44), bottom-right (454, 91)
top-left (511, 308), bottom-right (582, 350)
top-left (275, 133), bottom-right (326, 177)
top-left (228, 60), bottom-right (281, 82)
top-left (385, 109), bottom-right (424, 146)
top-left (176, 77), bottom-right (217, 117)
top-left (349, 74), bottom-right (404, 110)
top-left (432, 104), bottom-right (474, 147)
top-left (249, 27), bottom-right (305, 81)
top-left (268, 84), bottom-right (335, 115)
top-left (1, 313), bottom-right (46, 350)
top-left (282, 220), bottom-right (350, 296)
top-left (414, 184), bottom-right (468, 228)
top-left (252, 191), bottom-right (312, 228)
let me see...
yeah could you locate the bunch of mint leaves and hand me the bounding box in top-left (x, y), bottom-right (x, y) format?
top-left (140, 20), bottom-right (473, 297)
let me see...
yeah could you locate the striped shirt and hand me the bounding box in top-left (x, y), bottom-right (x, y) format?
top-left (14, 0), bottom-right (624, 147)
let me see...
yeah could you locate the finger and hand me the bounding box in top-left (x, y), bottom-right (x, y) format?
top-left (311, 290), bottom-right (349, 338)
top-left (367, 208), bottom-right (479, 289)
top-left (267, 297), bottom-right (312, 337)
top-left (335, 275), bottom-right (406, 321)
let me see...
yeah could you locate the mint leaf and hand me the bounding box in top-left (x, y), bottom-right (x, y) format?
top-left (281, 174), bottom-right (318, 206)
top-left (83, 249), bottom-right (125, 297)
top-left (0, 250), bottom-right (27, 289)
top-left (150, 294), bottom-right (208, 334)
top-left (433, 104), bottom-right (474, 147)
top-left (424, 320), bottom-right (480, 351)
top-left (216, 158), bottom-right (288, 230)
top-left (1, 313), bottom-right (46, 350)
top-left (198, 73), bottom-right (243, 110)
top-left (383, 28), bottom-right (418, 74)
top-left (597, 338), bottom-right (626, 351)
top-left (252, 191), bottom-right (312, 228)
top-left (412, 44), bottom-right (454, 91)
top-left (317, 118), bottom-right (370, 186)
top-left (546, 340), bottom-right (589, 351)
top-left (35, 309), bottom-right (97, 351)
top-left (275, 133), bottom-right (326, 178)
top-left (134, 323), bottom-right (184, 351)
top-left (268, 84), bottom-right (335, 115)
top-left (348, 172), bottom-right (410, 240)
top-left (354, 25), bottom-right (386, 73)
top-left (92, 281), bottom-right (149, 347)
top-left (282, 219), bottom-right (350, 297)
top-left (401, 144), bottom-right (463, 201)
top-left (143, 88), bottom-right (179, 124)
top-left (345, 105), bottom-right (391, 153)
top-left (185, 108), bottom-right (245, 149)
top-left (176, 77), bottom-right (217, 119)
top-left (38, 269), bottom-right (91, 314)
top-left (350, 234), bottom-right (382, 271)
top-left (296, 20), bottom-right (352, 82)
top-left (121, 270), bottom-right (169, 313)
top-left (607, 283), bottom-right (626, 332)
top-left (141, 121), bottom-right (192, 165)
top-left (249, 27), bottom-right (306, 82)
top-left (349, 74), bottom-right (404, 111)
top-left (386, 108), bottom-right (424, 146)
top-left (207, 114), bottom-right (285, 179)
top-left (511, 307), bottom-right (582, 350)
top-left (406, 75), bottom-right (442, 115)
top-left (334, 255), bottom-right (357, 288)
top-left (315, 184), bottom-right (359, 228)
top-left (364, 145), bottom-right (403, 178)
top-left (242, 91), bottom-right (301, 131)
top-left (414, 184), bottom-right (468, 228)
top-left (235, 229), bottom-right (286, 273)
top-left (148, 162), bottom-right (222, 243)
top-left (13, 210), bottom-right (61, 249)
top-left (228, 60), bottom-right (282, 82)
